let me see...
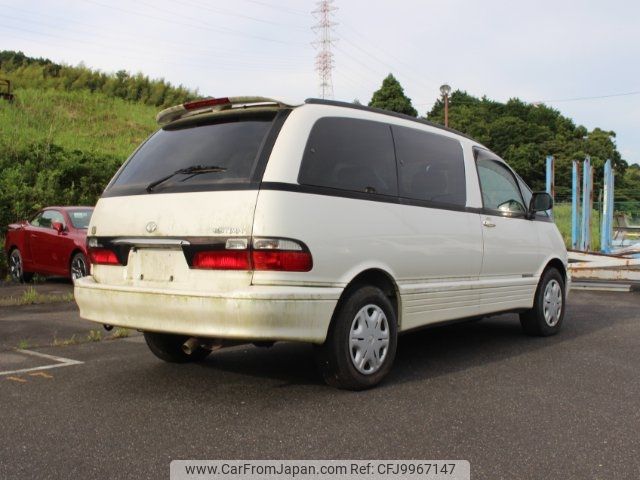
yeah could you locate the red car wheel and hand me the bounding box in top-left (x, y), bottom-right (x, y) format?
top-left (9, 249), bottom-right (34, 283)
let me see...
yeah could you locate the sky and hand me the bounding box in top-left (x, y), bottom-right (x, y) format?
top-left (2, 0), bottom-right (639, 164)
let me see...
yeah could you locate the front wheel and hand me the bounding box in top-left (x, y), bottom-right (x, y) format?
top-left (143, 332), bottom-right (211, 363)
top-left (315, 286), bottom-right (398, 390)
top-left (9, 249), bottom-right (33, 283)
top-left (520, 268), bottom-right (566, 336)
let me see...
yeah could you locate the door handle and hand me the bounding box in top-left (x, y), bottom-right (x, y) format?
top-left (482, 219), bottom-right (496, 228)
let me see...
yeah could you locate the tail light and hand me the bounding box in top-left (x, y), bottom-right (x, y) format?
top-left (87, 238), bottom-right (123, 266)
top-left (88, 248), bottom-right (121, 266)
top-left (188, 237), bottom-right (312, 272)
top-left (192, 250), bottom-right (251, 270)
top-left (252, 238), bottom-right (313, 272)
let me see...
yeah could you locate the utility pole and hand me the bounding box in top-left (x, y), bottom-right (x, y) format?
top-left (440, 84), bottom-right (451, 127)
top-left (312, 0), bottom-right (337, 99)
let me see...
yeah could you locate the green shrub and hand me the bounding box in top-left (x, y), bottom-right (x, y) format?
top-left (0, 141), bottom-right (124, 227)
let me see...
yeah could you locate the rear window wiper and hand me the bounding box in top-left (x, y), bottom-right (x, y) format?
top-left (146, 165), bottom-right (227, 192)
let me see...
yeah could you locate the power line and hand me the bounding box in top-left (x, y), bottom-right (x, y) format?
top-left (338, 24), bottom-right (437, 92)
top-left (0, 18), bottom-right (303, 69)
top-left (414, 89), bottom-right (640, 107)
top-left (0, 4), bottom-right (309, 61)
top-left (0, 26), bottom-right (301, 74)
top-left (337, 33), bottom-right (432, 93)
top-left (173, 0), bottom-right (308, 29)
top-left (539, 90), bottom-right (640, 103)
top-left (1, 13), bottom-right (305, 65)
top-left (83, 0), bottom-right (302, 45)
top-left (239, 0), bottom-right (309, 16)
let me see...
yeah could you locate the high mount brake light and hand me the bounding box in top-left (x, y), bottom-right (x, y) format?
top-left (183, 97), bottom-right (231, 110)
top-left (156, 96), bottom-right (290, 125)
top-left (189, 238), bottom-right (312, 272)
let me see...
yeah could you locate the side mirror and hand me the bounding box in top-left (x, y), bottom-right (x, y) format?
top-left (529, 192), bottom-right (553, 216)
top-left (52, 221), bottom-right (65, 233)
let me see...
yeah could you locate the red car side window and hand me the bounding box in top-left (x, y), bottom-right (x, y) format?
top-left (30, 212), bottom-right (44, 227)
top-left (41, 210), bottom-right (66, 229)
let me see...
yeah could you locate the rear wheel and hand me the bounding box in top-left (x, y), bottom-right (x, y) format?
top-left (70, 252), bottom-right (88, 280)
top-left (520, 268), bottom-right (566, 336)
top-left (9, 249), bottom-right (33, 283)
top-left (143, 332), bottom-right (211, 363)
top-left (315, 286), bottom-right (398, 390)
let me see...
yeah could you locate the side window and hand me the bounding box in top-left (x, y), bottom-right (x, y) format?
top-left (298, 117), bottom-right (397, 196)
top-left (515, 174), bottom-right (532, 209)
top-left (29, 212), bottom-right (44, 227)
top-left (476, 156), bottom-right (526, 214)
top-left (41, 210), bottom-right (65, 229)
top-left (393, 125), bottom-right (466, 206)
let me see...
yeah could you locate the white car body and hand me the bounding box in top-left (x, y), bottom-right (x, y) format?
top-left (75, 99), bottom-right (568, 346)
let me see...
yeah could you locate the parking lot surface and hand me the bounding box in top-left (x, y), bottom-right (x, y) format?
top-left (1, 290), bottom-right (639, 480)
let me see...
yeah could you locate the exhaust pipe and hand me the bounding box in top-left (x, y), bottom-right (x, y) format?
top-left (182, 337), bottom-right (201, 355)
top-left (182, 337), bottom-right (248, 355)
top-left (103, 324), bottom-right (114, 331)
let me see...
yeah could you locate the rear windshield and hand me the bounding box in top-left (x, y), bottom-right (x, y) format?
top-left (104, 113), bottom-right (275, 196)
top-left (68, 209), bottom-right (93, 229)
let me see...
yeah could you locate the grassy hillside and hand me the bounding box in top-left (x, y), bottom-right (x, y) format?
top-left (0, 49), bottom-right (198, 230)
top-left (0, 88), bottom-right (162, 279)
top-left (0, 87), bottom-right (161, 231)
top-left (1, 87), bottom-right (158, 159)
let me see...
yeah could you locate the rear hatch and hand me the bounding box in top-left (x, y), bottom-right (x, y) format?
top-left (88, 108), bottom-right (287, 293)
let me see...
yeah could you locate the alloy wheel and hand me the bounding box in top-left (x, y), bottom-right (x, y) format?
top-left (71, 255), bottom-right (87, 280)
top-left (9, 251), bottom-right (22, 282)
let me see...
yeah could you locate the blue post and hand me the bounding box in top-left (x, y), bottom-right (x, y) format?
top-left (545, 155), bottom-right (554, 217)
top-left (601, 159), bottom-right (612, 253)
top-left (545, 156), bottom-right (554, 195)
top-left (609, 160), bottom-right (615, 248)
top-left (571, 160), bottom-right (580, 249)
top-left (581, 156), bottom-right (591, 251)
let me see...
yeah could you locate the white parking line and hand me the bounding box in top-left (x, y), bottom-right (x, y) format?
top-left (0, 349), bottom-right (84, 376)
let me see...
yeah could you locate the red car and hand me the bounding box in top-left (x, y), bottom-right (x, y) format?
top-left (4, 206), bottom-right (94, 282)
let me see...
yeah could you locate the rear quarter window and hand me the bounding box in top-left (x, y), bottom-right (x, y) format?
top-left (298, 117), bottom-right (397, 196)
top-left (393, 125), bottom-right (466, 207)
top-left (68, 209), bottom-right (93, 229)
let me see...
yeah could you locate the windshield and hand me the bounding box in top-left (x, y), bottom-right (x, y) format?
top-left (104, 113), bottom-right (275, 196)
top-left (68, 209), bottom-right (93, 229)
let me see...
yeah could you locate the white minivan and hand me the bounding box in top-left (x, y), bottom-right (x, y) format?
top-left (75, 96), bottom-right (568, 389)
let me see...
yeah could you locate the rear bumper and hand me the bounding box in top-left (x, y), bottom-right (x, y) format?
top-left (74, 277), bottom-right (341, 344)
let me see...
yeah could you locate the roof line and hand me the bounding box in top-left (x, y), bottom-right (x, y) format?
top-left (304, 98), bottom-right (475, 141)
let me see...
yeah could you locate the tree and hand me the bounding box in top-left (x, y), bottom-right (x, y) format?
top-left (0, 50), bottom-right (197, 107)
top-left (426, 90), bottom-right (628, 196)
top-left (369, 74), bottom-right (418, 117)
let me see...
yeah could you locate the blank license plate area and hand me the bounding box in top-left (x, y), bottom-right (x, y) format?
top-left (129, 248), bottom-right (186, 282)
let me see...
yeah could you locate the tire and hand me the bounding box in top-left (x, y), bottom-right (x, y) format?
top-left (8, 249), bottom-right (34, 283)
top-left (315, 286), bottom-right (398, 390)
top-left (143, 332), bottom-right (211, 363)
top-left (520, 268), bottom-right (566, 336)
top-left (70, 252), bottom-right (89, 281)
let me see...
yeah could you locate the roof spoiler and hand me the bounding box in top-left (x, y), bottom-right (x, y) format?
top-left (156, 96), bottom-right (294, 125)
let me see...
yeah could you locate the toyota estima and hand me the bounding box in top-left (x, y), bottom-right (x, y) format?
top-left (75, 96), bottom-right (568, 390)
